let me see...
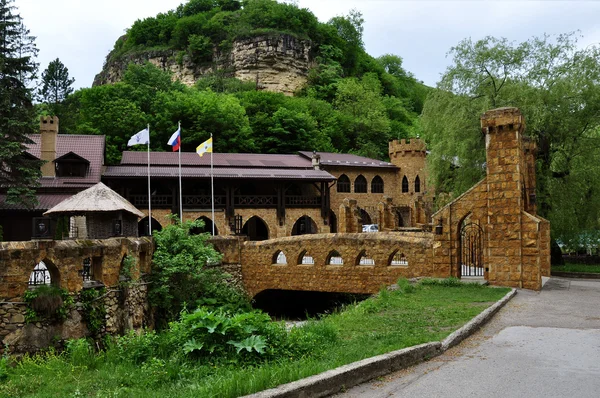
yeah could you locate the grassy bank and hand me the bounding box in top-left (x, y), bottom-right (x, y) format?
top-left (0, 279), bottom-right (510, 398)
top-left (552, 263), bottom-right (600, 274)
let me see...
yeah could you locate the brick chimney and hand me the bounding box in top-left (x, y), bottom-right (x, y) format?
top-left (40, 116), bottom-right (59, 177)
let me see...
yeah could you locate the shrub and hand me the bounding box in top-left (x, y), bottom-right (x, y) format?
top-left (23, 285), bottom-right (74, 322)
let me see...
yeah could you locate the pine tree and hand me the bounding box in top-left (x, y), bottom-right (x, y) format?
top-left (0, 0), bottom-right (42, 206)
top-left (38, 58), bottom-right (75, 112)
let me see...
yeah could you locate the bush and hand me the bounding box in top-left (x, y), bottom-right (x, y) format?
top-left (23, 285), bottom-right (73, 322)
top-left (149, 217), bottom-right (251, 328)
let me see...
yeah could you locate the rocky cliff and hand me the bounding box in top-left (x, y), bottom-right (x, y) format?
top-left (94, 33), bottom-right (313, 96)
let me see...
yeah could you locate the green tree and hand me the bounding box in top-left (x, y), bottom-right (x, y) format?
top-left (0, 0), bottom-right (41, 207)
top-left (38, 58), bottom-right (75, 116)
top-left (421, 33), bottom-right (600, 245)
top-left (149, 217), bottom-right (250, 328)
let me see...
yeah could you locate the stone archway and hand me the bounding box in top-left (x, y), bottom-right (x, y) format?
top-left (191, 216), bottom-right (219, 236)
top-left (241, 216), bottom-right (269, 241)
top-left (459, 219), bottom-right (484, 277)
top-left (291, 215), bottom-right (317, 236)
top-left (138, 217), bottom-right (162, 237)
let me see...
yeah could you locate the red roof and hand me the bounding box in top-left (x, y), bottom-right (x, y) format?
top-left (104, 166), bottom-right (335, 181)
top-left (121, 151), bottom-right (313, 168)
top-left (27, 134), bottom-right (105, 188)
top-left (0, 193), bottom-right (75, 211)
top-left (298, 151), bottom-right (396, 169)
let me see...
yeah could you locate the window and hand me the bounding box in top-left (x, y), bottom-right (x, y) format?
top-left (402, 176), bottom-right (409, 193)
top-left (415, 175), bottom-right (421, 193)
top-left (371, 176), bottom-right (384, 193)
top-left (337, 175), bottom-right (350, 193)
top-left (273, 251), bottom-right (287, 265)
top-left (29, 261), bottom-right (51, 286)
top-left (327, 251), bottom-right (343, 265)
top-left (354, 175), bottom-right (367, 193)
top-left (390, 252), bottom-right (408, 266)
top-left (357, 251), bottom-right (375, 266)
top-left (298, 251), bottom-right (315, 265)
top-left (56, 162), bottom-right (88, 177)
top-left (54, 152), bottom-right (89, 178)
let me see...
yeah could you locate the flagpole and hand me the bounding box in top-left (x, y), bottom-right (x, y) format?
top-left (178, 122), bottom-right (183, 221)
top-left (147, 124), bottom-right (152, 236)
top-left (210, 133), bottom-right (215, 236)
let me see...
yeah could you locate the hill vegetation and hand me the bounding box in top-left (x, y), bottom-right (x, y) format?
top-left (52, 0), bottom-right (428, 164)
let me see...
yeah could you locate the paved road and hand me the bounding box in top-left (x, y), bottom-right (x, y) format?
top-left (335, 277), bottom-right (600, 398)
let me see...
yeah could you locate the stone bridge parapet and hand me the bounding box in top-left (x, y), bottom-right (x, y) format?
top-left (213, 232), bottom-right (438, 297)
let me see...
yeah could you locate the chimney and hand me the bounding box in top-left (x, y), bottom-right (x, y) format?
top-left (311, 151), bottom-right (321, 170)
top-left (40, 116), bottom-right (59, 177)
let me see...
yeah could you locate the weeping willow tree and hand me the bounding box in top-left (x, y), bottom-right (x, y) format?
top-left (422, 32), bottom-right (600, 249)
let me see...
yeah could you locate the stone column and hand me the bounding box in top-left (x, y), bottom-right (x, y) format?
top-left (482, 107), bottom-right (525, 287)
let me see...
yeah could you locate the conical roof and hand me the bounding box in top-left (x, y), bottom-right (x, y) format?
top-left (44, 182), bottom-right (144, 218)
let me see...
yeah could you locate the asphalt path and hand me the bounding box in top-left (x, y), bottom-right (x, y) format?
top-left (334, 277), bottom-right (600, 398)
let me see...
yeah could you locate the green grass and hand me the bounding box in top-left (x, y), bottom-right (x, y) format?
top-left (552, 263), bottom-right (600, 274)
top-left (0, 279), bottom-right (509, 398)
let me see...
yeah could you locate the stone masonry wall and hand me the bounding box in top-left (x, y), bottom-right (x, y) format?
top-left (432, 108), bottom-right (550, 291)
top-left (0, 238), bottom-right (153, 353)
top-left (237, 232), bottom-right (434, 297)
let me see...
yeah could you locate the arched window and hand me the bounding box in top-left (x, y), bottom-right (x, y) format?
top-left (402, 176), bottom-right (409, 193)
top-left (337, 175), bottom-right (350, 193)
top-left (354, 175), bottom-right (367, 193)
top-left (357, 250), bottom-right (375, 266)
top-left (273, 250), bottom-right (287, 265)
top-left (29, 261), bottom-right (51, 286)
top-left (297, 250), bottom-right (315, 265)
top-left (371, 176), bottom-right (384, 193)
top-left (28, 260), bottom-right (60, 287)
top-left (415, 175), bottom-right (421, 193)
top-left (390, 251), bottom-right (408, 266)
top-left (327, 251), bottom-right (343, 265)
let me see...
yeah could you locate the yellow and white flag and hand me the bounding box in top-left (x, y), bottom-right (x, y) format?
top-left (196, 137), bottom-right (213, 157)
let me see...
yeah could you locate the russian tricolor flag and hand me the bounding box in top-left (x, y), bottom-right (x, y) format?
top-left (167, 126), bottom-right (181, 152)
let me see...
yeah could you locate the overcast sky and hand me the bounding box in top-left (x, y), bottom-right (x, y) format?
top-left (17, 0), bottom-right (600, 90)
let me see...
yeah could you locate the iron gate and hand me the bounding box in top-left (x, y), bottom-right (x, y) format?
top-left (459, 222), bottom-right (484, 277)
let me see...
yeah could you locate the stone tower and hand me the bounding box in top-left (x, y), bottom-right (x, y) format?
top-left (388, 138), bottom-right (429, 225)
top-left (40, 116), bottom-right (59, 177)
top-left (481, 108), bottom-right (527, 281)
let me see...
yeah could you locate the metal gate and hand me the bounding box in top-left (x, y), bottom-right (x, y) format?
top-left (459, 222), bottom-right (484, 277)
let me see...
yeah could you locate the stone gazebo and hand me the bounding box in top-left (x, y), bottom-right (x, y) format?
top-left (44, 182), bottom-right (144, 239)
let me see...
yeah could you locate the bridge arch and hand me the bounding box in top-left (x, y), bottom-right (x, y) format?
top-left (242, 216), bottom-right (269, 241)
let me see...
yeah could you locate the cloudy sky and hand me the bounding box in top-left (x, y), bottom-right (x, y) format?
top-left (17, 0), bottom-right (600, 90)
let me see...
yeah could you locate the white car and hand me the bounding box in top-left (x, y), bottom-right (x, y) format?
top-left (362, 224), bottom-right (379, 233)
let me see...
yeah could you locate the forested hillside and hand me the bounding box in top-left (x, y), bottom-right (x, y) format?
top-left (50, 0), bottom-right (428, 164)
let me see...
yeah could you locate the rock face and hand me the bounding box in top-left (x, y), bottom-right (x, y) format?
top-left (94, 33), bottom-right (313, 96)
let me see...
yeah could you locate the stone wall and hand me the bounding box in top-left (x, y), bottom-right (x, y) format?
top-left (432, 108), bottom-right (550, 290)
top-left (0, 238), bottom-right (153, 353)
top-left (94, 34), bottom-right (312, 96)
top-left (214, 232), bottom-right (435, 297)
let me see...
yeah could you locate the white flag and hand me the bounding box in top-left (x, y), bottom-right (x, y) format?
top-left (127, 128), bottom-right (150, 146)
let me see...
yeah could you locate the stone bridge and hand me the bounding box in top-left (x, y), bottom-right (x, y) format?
top-left (212, 232), bottom-right (439, 297)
